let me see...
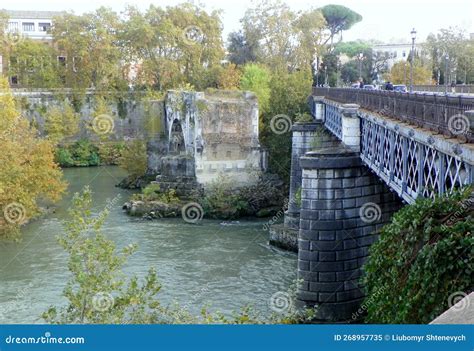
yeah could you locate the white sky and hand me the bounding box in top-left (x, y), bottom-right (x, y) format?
top-left (2, 0), bottom-right (473, 43)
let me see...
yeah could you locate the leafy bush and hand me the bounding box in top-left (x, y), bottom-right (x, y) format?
top-left (118, 140), bottom-right (147, 179)
top-left (363, 188), bottom-right (473, 324)
top-left (55, 140), bottom-right (100, 167)
top-left (132, 184), bottom-right (180, 205)
top-left (97, 142), bottom-right (126, 165)
top-left (200, 175), bottom-right (249, 219)
top-left (295, 112), bottom-right (313, 123)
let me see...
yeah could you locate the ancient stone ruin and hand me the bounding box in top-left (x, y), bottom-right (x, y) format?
top-left (147, 90), bottom-right (267, 196)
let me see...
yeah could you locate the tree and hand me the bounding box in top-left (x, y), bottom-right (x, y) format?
top-left (216, 64), bottom-right (242, 89)
top-left (319, 5), bottom-right (362, 47)
top-left (0, 78), bottom-right (66, 239)
top-left (386, 60), bottom-right (433, 85)
top-left (3, 38), bottom-right (60, 88)
top-left (120, 3), bottom-right (225, 91)
top-left (424, 27), bottom-right (474, 84)
top-left (44, 101), bottom-right (80, 144)
top-left (118, 140), bottom-right (148, 182)
top-left (240, 64), bottom-right (271, 115)
top-left (227, 31), bottom-right (259, 65)
top-left (52, 7), bottom-right (127, 92)
top-left (42, 187), bottom-right (165, 324)
top-left (241, 0), bottom-right (300, 69)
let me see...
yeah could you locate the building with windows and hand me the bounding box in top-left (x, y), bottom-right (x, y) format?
top-left (2, 10), bottom-right (63, 41)
top-left (371, 42), bottom-right (426, 70)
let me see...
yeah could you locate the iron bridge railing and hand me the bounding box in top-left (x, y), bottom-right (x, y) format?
top-left (314, 87), bottom-right (474, 143)
top-left (359, 115), bottom-right (473, 203)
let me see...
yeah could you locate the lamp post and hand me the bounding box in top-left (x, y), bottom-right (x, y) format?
top-left (444, 54), bottom-right (449, 94)
top-left (409, 28), bottom-right (416, 93)
top-left (402, 50), bottom-right (407, 85)
top-left (358, 52), bottom-right (364, 81)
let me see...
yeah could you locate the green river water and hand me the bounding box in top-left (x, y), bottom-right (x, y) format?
top-left (0, 166), bottom-right (297, 323)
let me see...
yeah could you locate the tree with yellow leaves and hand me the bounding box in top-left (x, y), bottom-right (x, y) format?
top-left (385, 60), bottom-right (433, 85)
top-left (0, 78), bottom-right (66, 239)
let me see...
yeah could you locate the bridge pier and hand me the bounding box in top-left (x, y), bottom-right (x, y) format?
top-left (296, 147), bottom-right (401, 321)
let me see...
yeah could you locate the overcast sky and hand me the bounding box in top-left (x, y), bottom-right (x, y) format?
top-left (3, 0), bottom-right (473, 43)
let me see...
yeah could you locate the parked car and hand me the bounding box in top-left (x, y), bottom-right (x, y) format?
top-left (393, 84), bottom-right (407, 92)
top-left (351, 83), bottom-right (360, 89)
top-left (363, 84), bottom-right (376, 90)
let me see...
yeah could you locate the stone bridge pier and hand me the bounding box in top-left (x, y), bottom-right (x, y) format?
top-left (296, 146), bottom-right (401, 321)
top-left (281, 98), bottom-right (403, 321)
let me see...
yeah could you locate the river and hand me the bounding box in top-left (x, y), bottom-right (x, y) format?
top-left (0, 166), bottom-right (297, 323)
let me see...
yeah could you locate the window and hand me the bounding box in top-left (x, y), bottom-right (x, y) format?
top-left (22, 22), bottom-right (35, 32)
top-left (8, 22), bottom-right (19, 32)
top-left (38, 22), bottom-right (51, 32)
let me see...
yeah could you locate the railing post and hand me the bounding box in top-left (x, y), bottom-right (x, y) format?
top-left (339, 104), bottom-right (360, 151)
top-left (312, 96), bottom-right (326, 121)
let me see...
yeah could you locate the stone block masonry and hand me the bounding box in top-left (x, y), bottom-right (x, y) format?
top-left (296, 146), bottom-right (402, 321)
top-left (285, 122), bottom-right (340, 229)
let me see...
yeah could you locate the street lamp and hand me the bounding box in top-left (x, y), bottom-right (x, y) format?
top-left (402, 50), bottom-right (407, 86)
top-left (358, 52), bottom-right (364, 81)
top-left (445, 54), bottom-right (449, 94)
top-left (409, 28), bottom-right (416, 93)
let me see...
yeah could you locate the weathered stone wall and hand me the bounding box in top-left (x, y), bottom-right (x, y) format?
top-left (14, 91), bottom-right (165, 142)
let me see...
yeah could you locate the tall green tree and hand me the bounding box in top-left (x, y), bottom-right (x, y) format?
top-left (120, 3), bottom-right (224, 91)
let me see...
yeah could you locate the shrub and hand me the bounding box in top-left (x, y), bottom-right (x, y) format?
top-left (97, 142), bottom-right (126, 165)
top-left (118, 140), bottom-right (147, 180)
top-left (200, 175), bottom-right (249, 219)
top-left (132, 184), bottom-right (180, 204)
top-left (363, 187), bottom-right (473, 324)
top-left (55, 140), bottom-right (100, 167)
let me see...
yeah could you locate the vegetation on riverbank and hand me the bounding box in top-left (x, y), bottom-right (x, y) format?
top-left (0, 78), bottom-right (66, 239)
top-left (43, 187), bottom-right (316, 324)
top-left (124, 174), bottom-right (287, 220)
top-left (363, 187), bottom-right (473, 324)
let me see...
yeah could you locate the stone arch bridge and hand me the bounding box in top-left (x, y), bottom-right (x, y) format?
top-left (272, 88), bottom-right (474, 321)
